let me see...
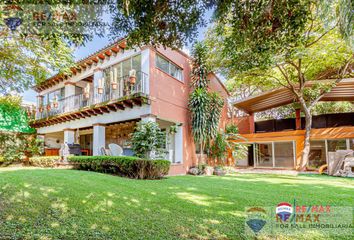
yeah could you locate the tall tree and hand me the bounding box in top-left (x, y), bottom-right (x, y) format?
top-left (110, 0), bottom-right (353, 50)
top-left (0, 35), bottom-right (74, 94)
top-left (0, 1), bottom-right (106, 93)
top-left (205, 1), bottom-right (354, 169)
top-left (189, 42), bottom-right (224, 163)
top-left (0, 95), bottom-right (34, 133)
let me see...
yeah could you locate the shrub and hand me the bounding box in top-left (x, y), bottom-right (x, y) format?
top-left (131, 121), bottom-right (166, 159)
top-left (29, 156), bottom-right (60, 167)
top-left (0, 132), bottom-right (43, 164)
top-left (68, 156), bottom-right (170, 179)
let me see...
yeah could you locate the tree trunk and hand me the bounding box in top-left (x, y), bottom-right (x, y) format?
top-left (299, 110), bottom-right (312, 170)
top-left (200, 142), bottom-right (203, 165)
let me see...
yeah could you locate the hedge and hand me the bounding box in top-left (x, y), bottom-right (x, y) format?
top-left (68, 156), bottom-right (171, 179)
top-left (29, 156), bottom-right (60, 168)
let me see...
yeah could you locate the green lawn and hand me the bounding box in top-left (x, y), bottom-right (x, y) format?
top-left (0, 169), bottom-right (352, 239)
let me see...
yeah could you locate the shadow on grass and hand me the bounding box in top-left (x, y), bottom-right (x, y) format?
top-left (0, 169), bottom-right (352, 239)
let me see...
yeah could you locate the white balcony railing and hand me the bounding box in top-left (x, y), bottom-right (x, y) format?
top-left (36, 71), bottom-right (148, 120)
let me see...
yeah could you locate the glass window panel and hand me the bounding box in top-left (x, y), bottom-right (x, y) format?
top-left (75, 86), bottom-right (83, 95)
top-left (103, 68), bottom-right (111, 92)
top-left (156, 55), bottom-right (169, 73)
top-left (122, 58), bottom-right (131, 77)
top-left (274, 142), bottom-right (294, 168)
top-left (170, 64), bottom-right (182, 81)
top-left (132, 54), bottom-right (141, 72)
top-left (350, 139), bottom-right (354, 150)
top-left (255, 143), bottom-right (273, 167)
top-left (327, 139), bottom-right (347, 152)
top-left (308, 140), bottom-right (326, 169)
top-left (114, 63), bottom-right (122, 78)
top-left (60, 88), bottom-right (65, 99)
top-left (48, 92), bottom-right (55, 103)
top-left (42, 95), bottom-right (48, 105)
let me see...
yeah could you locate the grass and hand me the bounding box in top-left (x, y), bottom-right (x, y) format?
top-left (0, 169), bottom-right (352, 239)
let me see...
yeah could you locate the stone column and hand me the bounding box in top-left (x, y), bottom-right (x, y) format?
top-left (64, 128), bottom-right (75, 144)
top-left (64, 82), bottom-right (76, 97)
top-left (93, 123), bottom-right (106, 156)
top-left (174, 124), bottom-right (183, 164)
top-left (64, 82), bottom-right (76, 112)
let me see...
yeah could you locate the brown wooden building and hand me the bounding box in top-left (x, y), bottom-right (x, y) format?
top-left (232, 79), bottom-right (354, 170)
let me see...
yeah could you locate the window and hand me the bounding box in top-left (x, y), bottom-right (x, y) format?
top-left (45, 87), bottom-right (65, 105)
top-left (105, 54), bottom-right (142, 81)
top-left (308, 140), bottom-right (326, 169)
top-left (156, 54), bottom-right (183, 81)
top-left (327, 139), bottom-right (347, 152)
top-left (255, 143), bottom-right (273, 167)
top-left (156, 55), bottom-right (169, 73)
top-left (274, 142), bottom-right (294, 168)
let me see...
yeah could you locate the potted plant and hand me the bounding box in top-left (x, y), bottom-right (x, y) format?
top-left (129, 69), bottom-right (136, 85)
top-left (98, 77), bottom-right (104, 94)
top-left (53, 95), bottom-right (58, 108)
top-left (111, 82), bottom-right (118, 90)
top-left (84, 84), bottom-right (90, 98)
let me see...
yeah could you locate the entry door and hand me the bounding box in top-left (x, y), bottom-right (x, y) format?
top-left (80, 134), bottom-right (93, 155)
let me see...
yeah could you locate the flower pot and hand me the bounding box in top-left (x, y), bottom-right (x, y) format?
top-left (39, 107), bottom-right (43, 113)
top-left (84, 92), bottom-right (90, 99)
top-left (46, 105), bottom-right (51, 111)
top-left (129, 76), bottom-right (136, 85)
top-left (53, 102), bottom-right (58, 108)
top-left (111, 82), bottom-right (118, 90)
top-left (98, 88), bottom-right (104, 94)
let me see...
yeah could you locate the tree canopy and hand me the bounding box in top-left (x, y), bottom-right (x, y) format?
top-left (0, 1), bottom-right (107, 94)
top-left (110, 0), bottom-right (353, 50)
top-left (0, 96), bottom-right (34, 133)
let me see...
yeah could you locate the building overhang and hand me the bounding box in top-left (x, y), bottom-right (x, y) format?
top-left (233, 78), bottom-right (354, 113)
top-left (33, 39), bottom-right (127, 92)
top-left (30, 94), bottom-right (149, 128)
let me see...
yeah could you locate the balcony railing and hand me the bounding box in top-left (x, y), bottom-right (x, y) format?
top-left (36, 71), bottom-right (148, 120)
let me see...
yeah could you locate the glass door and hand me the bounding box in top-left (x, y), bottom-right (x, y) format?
top-left (255, 143), bottom-right (273, 167)
top-left (274, 142), bottom-right (295, 168)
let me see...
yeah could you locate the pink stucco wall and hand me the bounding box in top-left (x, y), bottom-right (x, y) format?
top-left (148, 47), bottom-right (231, 175)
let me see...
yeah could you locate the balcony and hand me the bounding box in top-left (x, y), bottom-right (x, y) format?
top-left (32, 71), bottom-right (149, 127)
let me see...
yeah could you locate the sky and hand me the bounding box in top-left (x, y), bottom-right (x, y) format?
top-left (22, 10), bottom-right (213, 104)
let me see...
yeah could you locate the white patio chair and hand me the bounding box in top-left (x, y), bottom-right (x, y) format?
top-left (108, 144), bottom-right (123, 156)
top-left (100, 147), bottom-right (111, 156)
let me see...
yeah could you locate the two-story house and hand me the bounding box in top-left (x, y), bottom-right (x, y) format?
top-left (31, 39), bottom-right (230, 175)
